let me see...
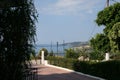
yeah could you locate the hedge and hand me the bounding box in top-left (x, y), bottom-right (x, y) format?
top-left (47, 56), bottom-right (77, 69)
top-left (47, 56), bottom-right (120, 80)
top-left (73, 60), bottom-right (120, 80)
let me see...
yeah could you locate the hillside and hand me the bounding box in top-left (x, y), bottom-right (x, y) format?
top-left (64, 41), bottom-right (89, 47)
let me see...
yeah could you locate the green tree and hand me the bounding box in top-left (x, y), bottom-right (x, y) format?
top-left (65, 48), bottom-right (79, 59)
top-left (90, 33), bottom-right (111, 53)
top-left (0, 0), bottom-right (37, 80)
top-left (90, 33), bottom-right (111, 60)
top-left (96, 3), bottom-right (120, 35)
top-left (90, 2), bottom-right (120, 56)
top-left (49, 50), bottom-right (54, 56)
top-left (108, 22), bottom-right (120, 53)
top-left (38, 48), bottom-right (48, 59)
top-left (30, 49), bottom-right (36, 60)
top-left (89, 50), bottom-right (104, 60)
top-left (76, 47), bottom-right (90, 60)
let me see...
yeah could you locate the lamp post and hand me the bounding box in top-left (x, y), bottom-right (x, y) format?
top-left (106, 0), bottom-right (109, 7)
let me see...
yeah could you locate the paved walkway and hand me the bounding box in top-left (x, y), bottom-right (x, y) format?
top-left (32, 64), bottom-right (103, 80)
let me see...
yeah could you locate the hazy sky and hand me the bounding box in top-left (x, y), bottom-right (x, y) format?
top-left (34, 0), bottom-right (118, 44)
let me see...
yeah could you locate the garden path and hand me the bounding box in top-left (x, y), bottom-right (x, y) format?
top-left (32, 64), bottom-right (102, 80)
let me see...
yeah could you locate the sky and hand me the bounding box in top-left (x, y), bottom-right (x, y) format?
top-left (34, 0), bottom-right (119, 44)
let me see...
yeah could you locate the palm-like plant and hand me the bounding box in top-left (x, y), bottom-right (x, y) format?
top-left (0, 0), bottom-right (37, 80)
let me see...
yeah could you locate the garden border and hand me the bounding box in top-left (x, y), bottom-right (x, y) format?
top-left (45, 63), bottom-right (105, 80)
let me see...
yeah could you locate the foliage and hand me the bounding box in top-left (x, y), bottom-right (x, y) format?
top-left (96, 3), bottom-right (120, 35)
top-left (47, 56), bottom-right (77, 69)
top-left (79, 47), bottom-right (89, 57)
top-left (47, 56), bottom-right (120, 80)
top-left (73, 61), bottom-right (92, 73)
top-left (49, 50), bottom-right (54, 56)
top-left (89, 50), bottom-right (104, 60)
top-left (30, 49), bottom-right (36, 60)
top-left (0, 0), bottom-right (37, 80)
top-left (110, 53), bottom-right (120, 60)
top-left (91, 3), bottom-right (120, 56)
top-left (38, 48), bottom-right (48, 59)
top-left (65, 48), bottom-right (79, 59)
top-left (73, 60), bottom-right (120, 80)
top-left (108, 22), bottom-right (120, 53)
top-left (90, 33), bottom-right (111, 53)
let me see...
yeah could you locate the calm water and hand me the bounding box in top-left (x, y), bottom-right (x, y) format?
top-left (34, 44), bottom-right (72, 56)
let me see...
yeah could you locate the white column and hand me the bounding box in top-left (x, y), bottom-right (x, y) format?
top-left (105, 53), bottom-right (110, 61)
top-left (41, 50), bottom-right (45, 64)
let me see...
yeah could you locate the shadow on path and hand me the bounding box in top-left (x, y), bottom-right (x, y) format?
top-left (32, 64), bottom-right (101, 80)
top-left (38, 72), bottom-right (99, 80)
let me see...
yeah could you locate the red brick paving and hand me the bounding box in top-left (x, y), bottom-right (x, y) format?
top-left (32, 64), bottom-right (102, 80)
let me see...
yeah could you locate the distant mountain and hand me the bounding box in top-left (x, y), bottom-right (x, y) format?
top-left (35, 41), bottom-right (89, 48)
top-left (64, 41), bottom-right (89, 47)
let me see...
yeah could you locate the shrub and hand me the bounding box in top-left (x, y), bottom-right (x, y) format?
top-left (37, 48), bottom-right (48, 59)
top-left (73, 60), bottom-right (120, 80)
top-left (89, 51), bottom-right (104, 60)
top-left (47, 56), bottom-right (120, 80)
top-left (65, 48), bottom-right (79, 59)
top-left (47, 56), bottom-right (77, 69)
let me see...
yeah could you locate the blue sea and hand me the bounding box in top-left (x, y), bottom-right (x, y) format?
top-left (34, 44), bottom-right (72, 56)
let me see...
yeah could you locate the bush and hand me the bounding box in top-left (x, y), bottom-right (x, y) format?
top-left (93, 60), bottom-right (120, 80)
top-left (47, 56), bottom-right (120, 80)
top-left (37, 48), bottom-right (48, 59)
top-left (65, 49), bottom-right (79, 59)
top-left (47, 56), bottom-right (77, 69)
top-left (89, 51), bottom-right (104, 60)
top-left (73, 60), bottom-right (120, 80)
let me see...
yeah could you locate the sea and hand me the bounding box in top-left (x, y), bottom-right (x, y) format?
top-left (34, 44), bottom-right (72, 56)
